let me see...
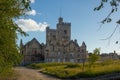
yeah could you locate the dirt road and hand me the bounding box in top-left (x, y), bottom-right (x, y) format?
top-left (14, 67), bottom-right (61, 80)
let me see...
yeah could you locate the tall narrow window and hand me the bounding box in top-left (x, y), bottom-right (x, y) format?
top-left (35, 50), bottom-right (37, 54)
top-left (64, 30), bottom-right (67, 34)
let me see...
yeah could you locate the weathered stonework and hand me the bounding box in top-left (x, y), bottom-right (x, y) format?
top-left (20, 17), bottom-right (88, 64)
top-left (45, 17), bottom-right (88, 62)
top-left (20, 38), bottom-right (45, 65)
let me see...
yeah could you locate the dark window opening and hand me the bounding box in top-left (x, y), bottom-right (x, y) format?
top-left (35, 50), bottom-right (37, 54)
top-left (53, 46), bottom-right (54, 51)
top-left (53, 35), bottom-right (56, 40)
top-left (82, 50), bottom-right (84, 53)
top-left (64, 30), bottom-right (67, 34)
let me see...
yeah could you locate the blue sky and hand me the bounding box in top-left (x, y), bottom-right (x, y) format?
top-left (17, 0), bottom-right (120, 54)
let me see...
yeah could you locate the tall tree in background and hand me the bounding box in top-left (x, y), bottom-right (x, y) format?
top-left (88, 48), bottom-right (100, 68)
top-left (0, 0), bottom-right (31, 75)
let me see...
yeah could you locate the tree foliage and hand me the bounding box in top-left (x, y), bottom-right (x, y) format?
top-left (94, 0), bottom-right (120, 24)
top-left (94, 0), bottom-right (120, 41)
top-left (89, 48), bottom-right (100, 67)
top-left (0, 0), bottom-right (31, 75)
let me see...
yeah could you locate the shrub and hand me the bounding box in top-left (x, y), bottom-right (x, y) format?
top-left (65, 63), bottom-right (80, 68)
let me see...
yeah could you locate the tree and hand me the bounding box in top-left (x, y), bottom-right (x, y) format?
top-left (0, 0), bottom-right (31, 76)
top-left (94, 0), bottom-right (120, 40)
top-left (94, 0), bottom-right (120, 24)
top-left (88, 48), bottom-right (100, 68)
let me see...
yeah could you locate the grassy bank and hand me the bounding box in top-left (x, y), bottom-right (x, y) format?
top-left (0, 69), bottom-right (17, 80)
top-left (28, 60), bottom-right (120, 79)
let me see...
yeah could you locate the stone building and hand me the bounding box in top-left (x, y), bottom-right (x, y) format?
top-left (100, 51), bottom-right (119, 61)
top-left (20, 38), bottom-right (45, 65)
top-left (45, 17), bottom-right (88, 63)
top-left (20, 17), bottom-right (88, 64)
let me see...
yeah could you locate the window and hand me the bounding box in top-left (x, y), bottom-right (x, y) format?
top-left (82, 50), bottom-right (84, 53)
top-left (63, 59), bottom-right (65, 62)
top-left (52, 52), bottom-right (54, 56)
top-left (58, 52), bottom-right (60, 57)
top-left (64, 30), bottom-right (67, 34)
top-left (53, 46), bottom-right (54, 51)
top-left (70, 59), bottom-right (74, 63)
top-left (70, 53), bottom-right (73, 57)
top-left (58, 58), bottom-right (60, 62)
top-left (34, 50), bottom-right (37, 54)
top-left (52, 58), bottom-right (55, 62)
top-left (53, 35), bottom-right (56, 39)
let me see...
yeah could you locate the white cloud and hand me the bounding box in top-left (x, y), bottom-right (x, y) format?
top-left (30, 0), bottom-right (35, 3)
top-left (15, 19), bottom-right (48, 32)
top-left (26, 9), bottom-right (36, 16)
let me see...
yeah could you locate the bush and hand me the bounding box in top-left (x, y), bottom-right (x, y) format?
top-left (65, 63), bottom-right (80, 68)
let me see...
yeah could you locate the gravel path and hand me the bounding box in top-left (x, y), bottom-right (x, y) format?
top-left (14, 67), bottom-right (61, 80)
top-left (14, 67), bottom-right (120, 80)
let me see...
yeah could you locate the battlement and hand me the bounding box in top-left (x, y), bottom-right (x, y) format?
top-left (58, 17), bottom-right (71, 26)
top-left (46, 27), bottom-right (56, 32)
top-left (62, 22), bottom-right (71, 26)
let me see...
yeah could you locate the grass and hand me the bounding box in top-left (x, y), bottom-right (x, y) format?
top-left (28, 60), bottom-right (120, 79)
top-left (0, 69), bottom-right (17, 80)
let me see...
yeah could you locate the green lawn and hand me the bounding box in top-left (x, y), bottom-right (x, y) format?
top-left (28, 60), bottom-right (120, 79)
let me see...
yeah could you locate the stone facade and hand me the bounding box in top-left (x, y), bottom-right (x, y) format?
top-left (45, 17), bottom-right (88, 63)
top-left (100, 51), bottom-right (119, 61)
top-left (20, 17), bottom-right (88, 64)
top-left (20, 38), bottom-right (45, 65)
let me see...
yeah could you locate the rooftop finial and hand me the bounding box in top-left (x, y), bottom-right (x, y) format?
top-left (60, 8), bottom-right (62, 17)
top-left (58, 8), bottom-right (63, 24)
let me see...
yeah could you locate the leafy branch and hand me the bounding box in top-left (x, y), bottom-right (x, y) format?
top-left (95, 0), bottom-right (120, 43)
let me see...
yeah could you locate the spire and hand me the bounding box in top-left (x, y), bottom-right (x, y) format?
top-left (20, 39), bottom-right (23, 48)
top-left (82, 41), bottom-right (86, 47)
top-left (60, 8), bottom-right (62, 17)
top-left (58, 8), bottom-right (63, 24)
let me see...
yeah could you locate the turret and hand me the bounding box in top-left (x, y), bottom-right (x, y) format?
top-left (58, 17), bottom-right (63, 24)
top-left (46, 26), bottom-right (49, 31)
top-left (20, 39), bottom-right (23, 54)
top-left (46, 27), bottom-right (49, 45)
top-left (82, 41), bottom-right (86, 48)
top-left (74, 39), bottom-right (77, 43)
top-left (20, 39), bottom-right (23, 48)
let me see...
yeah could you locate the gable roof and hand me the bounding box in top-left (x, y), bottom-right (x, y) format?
top-left (82, 41), bottom-right (86, 47)
top-left (24, 38), bottom-right (42, 48)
